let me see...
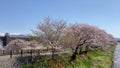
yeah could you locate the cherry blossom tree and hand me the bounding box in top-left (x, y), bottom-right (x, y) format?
top-left (27, 40), bottom-right (38, 49)
top-left (31, 17), bottom-right (66, 59)
top-left (66, 24), bottom-right (117, 61)
top-left (26, 40), bottom-right (39, 57)
top-left (60, 27), bottom-right (76, 52)
top-left (95, 31), bottom-right (117, 50)
top-left (4, 39), bottom-right (28, 58)
top-left (5, 39), bottom-right (27, 51)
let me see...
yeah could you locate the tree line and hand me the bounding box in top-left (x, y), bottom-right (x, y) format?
top-left (30, 17), bottom-right (117, 61)
top-left (0, 17), bottom-right (117, 61)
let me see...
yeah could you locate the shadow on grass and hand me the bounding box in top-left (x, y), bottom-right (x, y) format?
top-left (13, 54), bottom-right (59, 68)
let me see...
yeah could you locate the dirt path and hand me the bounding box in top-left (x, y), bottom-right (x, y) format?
top-left (113, 43), bottom-right (120, 68)
top-left (0, 55), bottom-right (22, 68)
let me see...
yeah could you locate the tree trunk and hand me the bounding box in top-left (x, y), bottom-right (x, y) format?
top-left (30, 50), bottom-right (32, 57)
top-left (21, 50), bottom-right (23, 57)
top-left (29, 50), bottom-right (33, 61)
top-left (10, 50), bottom-right (12, 58)
top-left (84, 45), bottom-right (89, 54)
top-left (38, 50), bottom-right (40, 56)
top-left (2, 50), bottom-right (4, 55)
top-left (38, 49), bottom-right (41, 59)
top-left (70, 46), bottom-right (79, 61)
top-left (79, 47), bottom-right (82, 54)
top-left (51, 47), bottom-right (55, 59)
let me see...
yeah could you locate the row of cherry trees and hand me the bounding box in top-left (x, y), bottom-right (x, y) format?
top-left (63, 24), bottom-right (117, 61)
top-left (0, 39), bottom-right (43, 51)
top-left (0, 17), bottom-right (117, 60)
top-left (0, 39), bottom-right (44, 58)
top-left (31, 17), bottom-right (117, 60)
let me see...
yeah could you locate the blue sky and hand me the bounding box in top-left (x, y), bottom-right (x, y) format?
top-left (0, 0), bottom-right (120, 37)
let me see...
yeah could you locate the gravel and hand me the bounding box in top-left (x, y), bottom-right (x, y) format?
top-left (0, 55), bottom-right (22, 68)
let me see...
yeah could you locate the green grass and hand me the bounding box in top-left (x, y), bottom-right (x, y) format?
top-left (22, 46), bottom-right (115, 68)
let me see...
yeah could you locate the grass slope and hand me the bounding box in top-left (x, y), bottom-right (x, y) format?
top-left (22, 46), bottom-right (115, 68)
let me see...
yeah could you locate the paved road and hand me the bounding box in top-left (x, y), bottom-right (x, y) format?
top-left (113, 43), bottom-right (120, 68)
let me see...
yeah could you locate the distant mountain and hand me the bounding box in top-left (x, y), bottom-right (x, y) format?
top-left (10, 34), bottom-right (28, 38)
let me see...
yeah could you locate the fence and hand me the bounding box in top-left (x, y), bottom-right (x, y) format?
top-left (0, 48), bottom-right (69, 58)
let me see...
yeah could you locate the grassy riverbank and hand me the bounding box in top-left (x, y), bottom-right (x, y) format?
top-left (22, 46), bottom-right (115, 68)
